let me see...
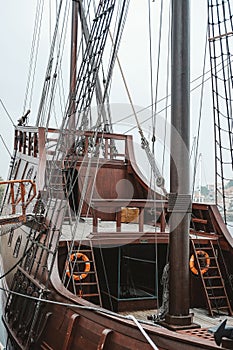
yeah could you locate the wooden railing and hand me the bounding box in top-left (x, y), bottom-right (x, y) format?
top-left (14, 126), bottom-right (130, 162)
top-left (1, 179), bottom-right (37, 219)
top-left (14, 127), bottom-right (39, 157)
top-left (91, 199), bottom-right (167, 233)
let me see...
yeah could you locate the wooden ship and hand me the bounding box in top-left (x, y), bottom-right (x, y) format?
top-left (0, 0), bottom-right (233, 349)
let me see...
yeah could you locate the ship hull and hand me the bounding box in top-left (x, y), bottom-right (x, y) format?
top-left (1, 128), bottom-right (233, 349)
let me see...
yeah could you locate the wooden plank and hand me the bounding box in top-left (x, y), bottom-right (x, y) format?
top-left (192, 218), bottom-right (208, 225)
top-left (88, 232), bottom-right (169, 246)
top-left (97, 329), bottom-right (113, 350)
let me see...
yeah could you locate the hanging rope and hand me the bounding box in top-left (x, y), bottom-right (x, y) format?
top-left (192, 26), bottom-right (208, 199)
top-left (23, 0), bottom-right (44, 116)
top-left (108, 29), bottom-right (166, 193)
top-left (148, 263), bottom-right (169, 322)
top-left (36, 0), bottom-right (66, 126)
top-left (151, 0), bottom-right (164, 156)
top-left (105, 55), bottom-right (232, 136)
top-left (162, 2), bottom-right (171, 177)
top-left (102, 0), bottom-right (130, 102)
top-left (45, 0), bottom-right (71, 128)
top-left (208, 0), bottom-right (233, 225)
top-left (28, 0), bottom-right (118, 289)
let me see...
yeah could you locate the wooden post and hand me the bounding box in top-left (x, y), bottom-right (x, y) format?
top-left (116, 210), bottom-right (121, 232)
top-left (163, 0), bottom-right (196, 329)
top-left (139, 208), bottom-right (144, 232)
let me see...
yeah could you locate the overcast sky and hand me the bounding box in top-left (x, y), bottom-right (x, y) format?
top-left (0, 1), bottom-right (214, 186)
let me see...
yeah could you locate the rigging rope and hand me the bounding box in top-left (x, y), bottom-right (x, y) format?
top-left (0, 284), bottom-right (163, 330)
top-left (23, 0), bottom-right (44, 115)
top-left (27, 0), bottom-right (118, 288)
top-left (127, 315), bottom-right (159, 350)
top-left (208, 0), bottom-right (233, 224)
top-left (78, 0), bottom-right (113, 131)
top-left (45, 0), bottom-right (71, 129)
top-left (109, 29), bottom-right (166, 192)
top-left (123, 56), bottom-right (233, 135)
top-left (151, 0), bottom-right (164, 156)
top-left (191, 25), bottom-right (208, 199)
top-left (102, 0), bottom-right (130, 103)
top-left (0, 99), bottom-right (15, 126)
top-left (162, 2), bottom-right (171, 177)
top-left (36, 0), bottom-right (65, 126)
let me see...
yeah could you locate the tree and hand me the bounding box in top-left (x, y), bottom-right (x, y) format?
top-left (226, 179), bottom-right (233, 189)
top-left (201, 186), bottom-right (209, 197)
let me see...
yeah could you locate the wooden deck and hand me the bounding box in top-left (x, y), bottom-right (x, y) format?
top-left (120, 308), bottom-right (233, 328)
top-left (120, 307), bottom-right (233, 345)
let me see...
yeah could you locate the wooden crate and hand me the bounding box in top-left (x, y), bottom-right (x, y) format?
top-left (121, 207), bottom-right (139, 223)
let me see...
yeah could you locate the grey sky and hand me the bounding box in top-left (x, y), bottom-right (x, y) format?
top-left (0, 0), bottom-right (214, 186)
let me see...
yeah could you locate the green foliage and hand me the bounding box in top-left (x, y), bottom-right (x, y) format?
top-left (226, 179), bottom-right (233, 189)
top-left (201, 186), bottom-right (209, 196)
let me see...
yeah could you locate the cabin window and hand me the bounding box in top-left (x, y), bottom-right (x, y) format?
top-left (13, 235), bottom-right (22, 258)
top-left (8, 228), bottom-right (14, 247)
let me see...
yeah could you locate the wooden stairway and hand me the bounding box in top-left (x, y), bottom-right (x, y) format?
top-left (66, 241), bottom-right (102, 306)
top-left (190, 239), bottom-right (232, 316)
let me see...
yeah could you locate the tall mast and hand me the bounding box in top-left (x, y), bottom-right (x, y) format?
top-left (68, 0), bottom-right (79, 132)
top-left (164, 0), bottom-right (194, 329)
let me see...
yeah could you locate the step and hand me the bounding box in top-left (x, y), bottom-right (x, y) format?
top-left (206, 286), bottom-right (224, 289)
top-left (75, 282), bottom-right (97, 286)
top-left (194, 246), bottom-right (214, 250)
top-left (71, 271), bottom-right (96, 275)
top-left (210, 304), bottom-right (229, 309)
top-left (80, 293), bottom-right (99, 297)
top-left (209, 296), bottom-right (227, 299)
top-left (192, 218), bottom-right (208, 224)
top-left (71, 260), bottom-right (94, 264)
top-left (207, 266), bottom-right (218, 269)
top-left (72, 249), bottom-right (92, 253)
top-left (203, 276), bottom-right (222, 279)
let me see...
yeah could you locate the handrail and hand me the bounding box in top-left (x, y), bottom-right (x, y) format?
top-left (91, 198), bottom-right (167, 233)
top-left (0, 179), bottom-right (37, 218)
top-left (91, 199), bottom-right (167, 207)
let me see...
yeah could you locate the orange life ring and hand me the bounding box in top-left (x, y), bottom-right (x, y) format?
top-left (189, 250), bottom-right (210, 275)
top-left (66, 252), bottom-right (90, 281)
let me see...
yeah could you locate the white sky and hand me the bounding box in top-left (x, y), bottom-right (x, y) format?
top-left (0, 1), bottom-right (214, 186)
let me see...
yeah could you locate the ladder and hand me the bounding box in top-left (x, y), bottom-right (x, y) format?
top-left (65, 241), bottom-right (102, 306)
top-left (190, 239), bottom-right (232, 316)
top-left (191, 204), bottom-right (211, 232)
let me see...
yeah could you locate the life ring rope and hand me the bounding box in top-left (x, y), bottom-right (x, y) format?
top-left (189, 250), bottom-right (210, 275)
top-left (66, 252), bottom-right (91, 281)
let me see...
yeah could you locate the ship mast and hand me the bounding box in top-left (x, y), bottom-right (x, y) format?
top-left (165, 0), bottom-right (194, 329)
top-left (68, 0), bottom-right (79, 132)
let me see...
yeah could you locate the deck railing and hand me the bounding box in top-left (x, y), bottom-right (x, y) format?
top-left (91, 199), bottom-right (167, 233)
top-left (0, 179), bottom-right (37, 221)
top-left (14, 126), bottom-right (130, 162)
